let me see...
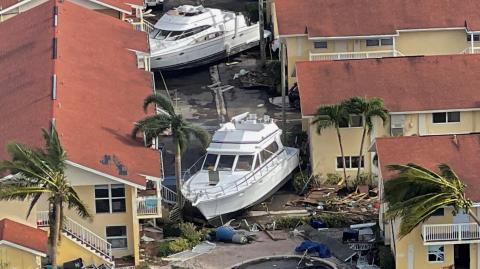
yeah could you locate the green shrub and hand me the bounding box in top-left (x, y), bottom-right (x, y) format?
top-left (156, 241), bottom-right (172, 257)
top-left (168, 238), bottom-right (190, 253)
top-left (378, 244), bottom-right (395, 269)
top-left (292, 172), bottom-right (310, 194)
top-left (163, 223), bottom-right (181, 238)
top-left (274, 216), bottom-right (310, 229)
top-left (325, 173), bottom-right (342, 185)
top-left (178, 222), bottom-right (202, 246)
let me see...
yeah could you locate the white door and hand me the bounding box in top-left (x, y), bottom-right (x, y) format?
top-left (408, 244), bottom-right (414, 269)
top-left (335, 40), bottom-right (347, 52)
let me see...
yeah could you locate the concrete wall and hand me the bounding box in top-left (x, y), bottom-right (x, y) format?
top-left (0, 245), bottom-right (41, 269)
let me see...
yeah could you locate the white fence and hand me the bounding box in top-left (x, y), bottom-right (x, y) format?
top-left (422, 223), bottom-right (480, 243)
top-left (309, 50), bottom-right (402, 61)
top-left (137, 196), bottom-right (160, 215)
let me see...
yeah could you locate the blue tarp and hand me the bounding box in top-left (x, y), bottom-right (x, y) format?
top-left (295, 240), bottom-right (331, 258)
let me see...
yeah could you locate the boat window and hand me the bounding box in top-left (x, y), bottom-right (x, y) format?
top-left (217, 155), bottom-right (236, 171)
top-left (260, 141), bottom-right (279, 162)
top-left (178, 25), bottom-right (211, 40)
top-left (235, 155), bottom-right (254, 171)
top-left (202, 154), bottom-right (218, 170)
top-left (254, 155), bottom-right (260, 169)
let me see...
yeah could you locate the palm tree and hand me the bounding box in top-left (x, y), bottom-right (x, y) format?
top-left (344, 97), bottom-right (388, 181)
top-left (132, 93), bottom-right (209, 207)
top-left (0, 127), bottom-right (91, 269)
top-left (384, 163), bottom-right (480, 238)
top-left (311, 104), bottom-right (349, 186)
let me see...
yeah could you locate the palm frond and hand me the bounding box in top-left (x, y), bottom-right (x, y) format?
top-left (42, 128), bottom-right (67, 170)
top-left (132, 114), bottom-right (172, 141)
top-left (26, 192), bottom-right (43, 218)
top-left (311, 104), bottom-right (348, 134)
top-left (143, 93), bottom-right (175, 116)
top-left (185, 124), bottom-right (210, 148)
top-left (0, 185), bottom-right (51, 201)
top-left (66, 186), bottom-right (92, 220)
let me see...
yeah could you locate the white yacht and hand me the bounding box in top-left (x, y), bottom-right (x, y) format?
top-left (181, 113), bottom-right (299, 220)
top-left (149, 5), bottom-right (268, 70)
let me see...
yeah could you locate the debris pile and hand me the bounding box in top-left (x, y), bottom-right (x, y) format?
top-left (287, 186), bottom-right (379, 223)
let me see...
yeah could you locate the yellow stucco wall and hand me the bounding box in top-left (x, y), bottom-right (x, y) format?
top-left (57, 234), bottom-right (106, 266)
top-left (396, 30), bottom-right (470, 56)
top-left (36, 165), bottom-right (142, 264)
top-left (0, 245), bottom-right (41, 269)
top-left (307, 111), bottom-right (480, 179)
top-left (306, 119), bottom-right (372, 181)
top-left (0, 200), bottom-right (37, 227)
top-left (393, 208), bottom-right (479, 269)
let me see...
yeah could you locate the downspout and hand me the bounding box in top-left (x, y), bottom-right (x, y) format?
top-left (471, 33), bottom-right (474, 54)
top-left (393, 36), bottom-right (397, 56)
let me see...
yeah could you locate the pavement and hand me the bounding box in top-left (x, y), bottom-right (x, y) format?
top-left (172, 231), bottom-right (302, 269)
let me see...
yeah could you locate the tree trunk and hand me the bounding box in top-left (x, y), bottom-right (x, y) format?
top-left (336, 127), bottom-right (348, 187)
top-left (468, 208), bottom-right (480, 225)
top-left (51, 202), bottom-right (61, 269)
top-left (175, 142), bottom-right (183, 208)
top-left (356, 127), bottom-right (367, 181)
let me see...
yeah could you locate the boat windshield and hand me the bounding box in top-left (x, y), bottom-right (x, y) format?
top-left (202, 153), bottom-right (217, 170)
top-left (217, 155), bottom-right (236, 171)
top-left (201, 154), bottom-right (255, 172)
top-left (235, 155), bottom-right (254, 171)
top-left (150, 25), bottom-right (211, 41)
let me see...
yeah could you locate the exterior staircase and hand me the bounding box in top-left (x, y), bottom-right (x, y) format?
top-left (160, 184), bottom-right (177, 205)
top-left (37, 211), bottom-right (114, 267)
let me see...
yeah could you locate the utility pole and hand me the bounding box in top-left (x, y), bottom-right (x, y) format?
top-left (259, 0), bottom-right (266, 65)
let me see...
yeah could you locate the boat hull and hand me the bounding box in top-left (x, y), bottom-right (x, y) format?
top-left (191, 147), bottom-right (299, 220)
top-left (150, 25), bottom-right (262, 70)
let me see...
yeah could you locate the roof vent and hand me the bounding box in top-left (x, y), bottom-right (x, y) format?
top-left (452, 134), bottom-right (459, 147)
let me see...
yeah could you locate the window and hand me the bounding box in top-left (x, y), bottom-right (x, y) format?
top-left (432, 112), bottom-right (460, 123)
top-left (203, 154), bottom-right (218, 170)
top-left (314, 41), bottom-right (328, 49)
top-left (467, 34), bottom-right (480, 42)
top-left (337, 156), bottom-right (364, 169)
top-left (431, 208), bottom-right (444, 216)
top-left (235, 155), bottom-right (254, 171)
top-left (340, 115), bottom-right (363, 128)
top-left (94, 185), bottom-right (126, 214)
top-left (106, 226), bottom-right (127, 249)
top-left (366, 39), bottom-right (380, 46)
top-left (380, 38), bottom-right (393, 46)
top-left (260, 141), bottom-right (279, 161)
top-left (427, 245), bottom-right (444, 262)
top-left (217, 155), bottom-right (236, 171)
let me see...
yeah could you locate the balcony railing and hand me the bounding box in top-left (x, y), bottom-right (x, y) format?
top-left (137, 196), bottom-right (160, 216)
top-left (309, 50), bottom-right (403, 61)
top-left (463, 47), bottom-right (480, 54)
top-left (422, 223), bottom-right (480, 244)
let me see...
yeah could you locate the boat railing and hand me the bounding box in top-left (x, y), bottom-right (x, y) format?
top-left (184, 148), bottom-right (297, 202)
top-left (183, 154), bottom-right (207, 182)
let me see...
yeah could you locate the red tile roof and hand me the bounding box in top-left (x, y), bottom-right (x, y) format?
top-left (0, 0), bottom-right (159, 187)
top-left (0, 0), bottom-right (140, 14)
top-left (0, 218), bottom-right (48, 255)
top-left (375, 134), bottom-right (480, 201)
top-left (275, 0), bottom-right (480, 37)
top-left (297, 54), bottom-right (480, 116)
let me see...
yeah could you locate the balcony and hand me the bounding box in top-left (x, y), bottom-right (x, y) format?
top-left (463, 47), bottom-right (480, 54)
top-left (136, 195), bottom-right (161, 218)
top-left (309, 50), bottom-right (403, 61)
top-left (422, 223), bottom-right (480, 245)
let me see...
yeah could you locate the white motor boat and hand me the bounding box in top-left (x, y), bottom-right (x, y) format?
top-left (149, 5), bottom-right (269, 70)
top-left (181, 113), bottom-right (299, 220)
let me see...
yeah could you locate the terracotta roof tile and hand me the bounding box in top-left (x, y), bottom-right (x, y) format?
top-left (275, 0), bottom-right (480, 37)
top-left (297, 55), bottom-right (480, 116)
top-left (0, 0), bottom-right (159, 187)
top-left (0, 218), bottom-right (48, 254)
top-left (0, 0), bottom-right (140, 14)
top-left (375, 134), bottom-right (480, 201)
